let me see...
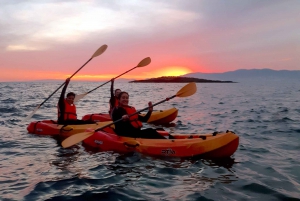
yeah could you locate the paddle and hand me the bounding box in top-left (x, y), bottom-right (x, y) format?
top-left (73, 57), bottom-right (151, 102)
top-left (22, 45), bottom-right (108, 122)
top-left (61, 82), bottom-right (197, 148)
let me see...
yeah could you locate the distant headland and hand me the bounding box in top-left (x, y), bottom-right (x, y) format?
top-left (129, 76), bottom-right (236, 83)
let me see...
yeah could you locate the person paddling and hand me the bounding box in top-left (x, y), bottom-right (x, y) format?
top-left (112, 91), bottom-right (174, 139)
top-left (57, 78), bottom-right (94, 125)
top-left (108, 78), bottom-right (121, 116)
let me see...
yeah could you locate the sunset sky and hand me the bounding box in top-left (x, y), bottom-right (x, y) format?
top-left (0, 0), bottom-right (299, 82)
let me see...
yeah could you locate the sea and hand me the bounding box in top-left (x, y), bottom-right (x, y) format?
top-left (0, 78), bottom-right (299, 201)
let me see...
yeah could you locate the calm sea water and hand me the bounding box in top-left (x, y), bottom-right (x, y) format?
top-left (0, 79), bottom-right (299, 201)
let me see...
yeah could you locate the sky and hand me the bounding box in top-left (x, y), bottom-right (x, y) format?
top-left (0, 0), bottom-right (299, 82)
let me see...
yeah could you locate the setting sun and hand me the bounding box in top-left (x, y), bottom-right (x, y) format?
top-left (155, 66), bottom-right (192, 77)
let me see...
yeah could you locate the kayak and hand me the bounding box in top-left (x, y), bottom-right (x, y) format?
top-left (26, 120), bottom-right (113, 138)
top-left (26, 107), bottom-right (177, 137)
top-left (82, 130), bottom-right (239, 158)
top-left (81, 107), bottom-right (178, 125)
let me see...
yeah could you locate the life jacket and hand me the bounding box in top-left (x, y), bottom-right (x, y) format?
top-left (122, 105), bottom-right (143, 129)
top-left (57, 99), bottom-right (77, 120)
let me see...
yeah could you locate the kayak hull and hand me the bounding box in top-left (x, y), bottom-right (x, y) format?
top-left (26, 120), bottom-right (112, 138)
top-left (82, 130), bottom-right (239, 158)
top-left (82, 107), bottom-right (178, 125)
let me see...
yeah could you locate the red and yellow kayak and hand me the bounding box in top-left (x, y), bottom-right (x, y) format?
top-left (82, 107), bottom-right (178, 125)
top-left (26, 120), bottom-right (112, 138)
top-left (82, 130), bottom-right (239, 158)
top-left (26, 107), bottom-right (177, 137)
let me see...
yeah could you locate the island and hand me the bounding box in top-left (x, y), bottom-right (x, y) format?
top-left (129, 76), bottom-right (236, 83)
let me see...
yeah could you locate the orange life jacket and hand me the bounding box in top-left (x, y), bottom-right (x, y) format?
top-left (57, 99), bottom-right (77, 120)
top-left (122, 105), bottom-right (143, 129)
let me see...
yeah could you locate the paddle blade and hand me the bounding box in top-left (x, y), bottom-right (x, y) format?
top-left (74, 92), bottom-right (88, 102)
top-left (62, 131), bottom-right (94, 148)
top-left (176, 82), bottom-right (197, 97)
top-left (91, 44), bottom-right (108, 58)
top-left (21, 105), bottom-right (40, 122)
top-left (136, 57), bottom-right (151, 67)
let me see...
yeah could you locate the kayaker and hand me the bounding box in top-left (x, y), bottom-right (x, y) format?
top-left (112, 91), bottom-right (174, 139)
top-left (108, 78), bottom-right (121, 116)
top-left (57, 78), bottom-right (95, 125)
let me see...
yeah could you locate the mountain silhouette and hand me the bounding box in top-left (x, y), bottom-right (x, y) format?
top-left (182, 69), bottom-right (300, 81)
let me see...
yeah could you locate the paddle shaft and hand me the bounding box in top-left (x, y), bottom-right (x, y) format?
top-left (86, 66), bottom-right (137, 94)
top-left (94, 95), bottom-right (176, 132)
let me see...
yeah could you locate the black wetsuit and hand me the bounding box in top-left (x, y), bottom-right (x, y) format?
top-left (112, 106), bottom-right (166, 139)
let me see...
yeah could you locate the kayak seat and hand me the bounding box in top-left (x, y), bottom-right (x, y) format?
top-left (213, 131), bottom-right (219, 136)
top-left (200, 136), bottom-right (207, 140)
top-left (60, 125), bottom-right (74, 132)
top-left (123, 140), bottom-right (140, 148)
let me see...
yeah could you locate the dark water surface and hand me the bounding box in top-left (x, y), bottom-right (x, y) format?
top-left (0, 80), bottom-right (299, 201)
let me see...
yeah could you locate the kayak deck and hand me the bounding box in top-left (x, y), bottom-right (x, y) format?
top-left (27, 120), bottom-right (112, 138)
top-left (82, 130), bottom-right (239, 159)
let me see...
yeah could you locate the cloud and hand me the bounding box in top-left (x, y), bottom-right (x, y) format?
top-left (1, 0), bottom-right (300, 81)
top-left (6, 45), bottom-right (45, 51)
top-left (0, 0), bottom-right (200, 52)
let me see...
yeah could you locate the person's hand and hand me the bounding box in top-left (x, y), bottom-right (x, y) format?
top-left (111, 78), bottom-right (115, 83)
top-left (148, 101), bottom-right (153, 112)
top-left (122, 115), bottom-right (129, 121)
top-left (65, 78), bottom-right (71, 83)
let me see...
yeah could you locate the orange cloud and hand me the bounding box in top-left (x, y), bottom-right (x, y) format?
top-left (152, 66), bottom-right (192, 77)
top-left (1, 65), bottom-right (194, 82)
top-left (102, 66), bottom-right (193, 81)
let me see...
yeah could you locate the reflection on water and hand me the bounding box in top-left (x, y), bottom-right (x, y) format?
top-left (43, 144), bottom-right (239, 200)
top-left (50, 146), bottom-right (81, 170)
top-left (201, 157), bottom-right (237, 170)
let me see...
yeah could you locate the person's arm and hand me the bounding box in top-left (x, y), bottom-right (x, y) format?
top-left (58, 78), bottom-right (70, 121)
top-left (138, 102), bottom-right (153, 122)
top-left (109, 79), bottom-right (115, 108)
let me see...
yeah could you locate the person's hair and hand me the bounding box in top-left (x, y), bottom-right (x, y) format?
top-left (117, 91), bottom-right (129, 100)
top-left (67, 92), bottom-right (76, 97)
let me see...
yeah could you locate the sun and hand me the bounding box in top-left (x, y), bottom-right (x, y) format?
top-left (155, 66), bottom-right (192, 77)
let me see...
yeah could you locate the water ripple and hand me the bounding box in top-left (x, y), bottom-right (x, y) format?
top-left (0, 81), bottom-right (300, 200)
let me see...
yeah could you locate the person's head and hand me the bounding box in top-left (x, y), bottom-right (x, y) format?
top-left (117, 91), bottom-right (129, 106)
top-left (66, 92), bottom-right (75, 105)
top-left (115, 89), bottom-right (121, 98)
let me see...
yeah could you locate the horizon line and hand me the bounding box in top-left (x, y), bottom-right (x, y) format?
top-left (1, 68), bottom-right (299, 82)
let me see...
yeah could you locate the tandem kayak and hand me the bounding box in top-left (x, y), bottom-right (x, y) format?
top-left (26, 107), bottom-right (177, 137)
top-left (82, 130), bottom-right (239, 158)
top-left (26, 120), bottom-right (113, 138)
top-left (81, 107), bottom-right (178, 125)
